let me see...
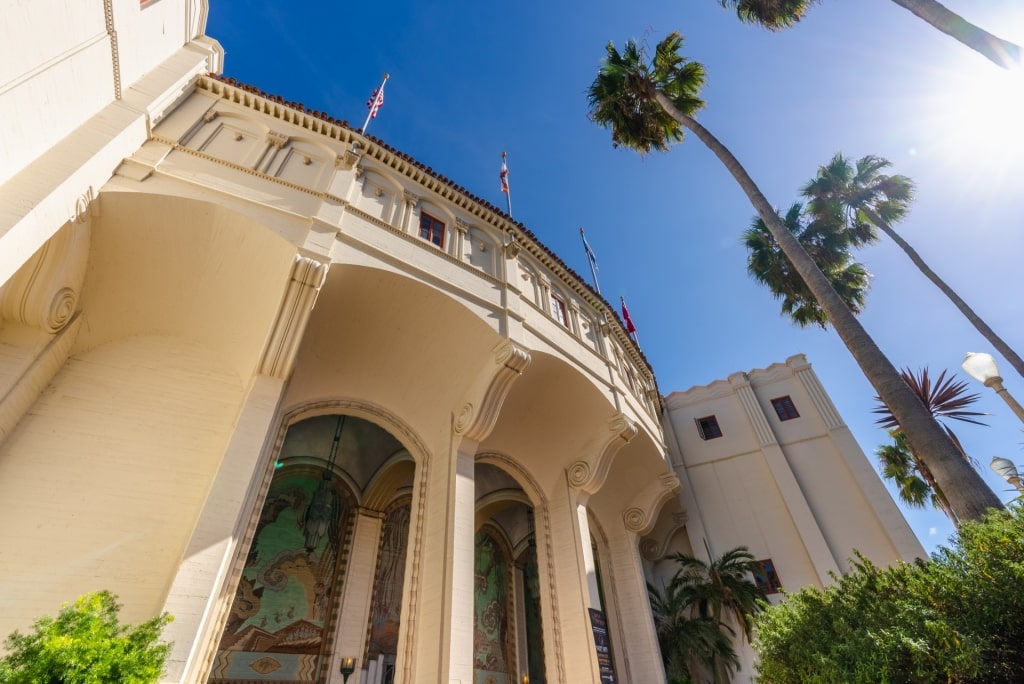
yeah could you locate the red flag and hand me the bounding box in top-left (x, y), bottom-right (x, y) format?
top-left (500, 155), bottom-right (509, 194)
top-left (366, 85), bottom-right (385, 119)
top-left (620, 297), bottom-right (637, 334)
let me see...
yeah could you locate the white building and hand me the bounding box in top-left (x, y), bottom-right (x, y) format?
top-left (0, 3), bottom-right (921, 683)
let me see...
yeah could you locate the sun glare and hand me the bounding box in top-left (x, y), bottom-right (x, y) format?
top-left (942, 64), bottom-right (1024, 151)
top-left (901, 7), bottom-right (1024, 181)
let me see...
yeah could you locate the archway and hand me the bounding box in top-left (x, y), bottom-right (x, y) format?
top-left (209, 413), bottom-right (414, 683)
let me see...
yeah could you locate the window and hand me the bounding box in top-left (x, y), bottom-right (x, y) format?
top-left (550, 293), bottom-right (568, 327)
top-left (752, 558), bottom-right (782, 594)
top-left (695, 415), bottom-right (722, 440)
top-left (418, 212), bottom-right (445, 248)
top-left (771, 395), bottom-right (800, 421)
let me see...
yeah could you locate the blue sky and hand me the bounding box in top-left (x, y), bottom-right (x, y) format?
top-left (207, 1), bottom-right (1024, 552)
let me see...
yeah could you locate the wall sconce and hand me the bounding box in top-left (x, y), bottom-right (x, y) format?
top-left (340, 657), bottom-right (356, 683)
top-left (522, 675), bottom-right (529, 684)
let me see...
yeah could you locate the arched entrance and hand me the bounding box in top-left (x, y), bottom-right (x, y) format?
top-left (474, 462), bottom-right (547, 684)
top-left (209, 413), bottom-right (414, 683)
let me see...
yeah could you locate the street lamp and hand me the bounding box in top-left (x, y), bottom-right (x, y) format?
top-left (961, 352), bottom-right (1024, 424)
top-left (990, 456), bottom-right (1024, 495)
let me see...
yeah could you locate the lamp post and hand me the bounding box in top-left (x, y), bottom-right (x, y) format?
top-left (990, 456), bottom-right (1024, 495)
top-left (962, 352), bottom-right (1024, 424)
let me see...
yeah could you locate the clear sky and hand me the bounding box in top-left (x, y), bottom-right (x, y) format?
top-left (206, 1), bottom-right (1024, 553)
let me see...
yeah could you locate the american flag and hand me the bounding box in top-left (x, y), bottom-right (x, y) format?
top-left (500, 155), bottom-right (509, 194)
top-left (366, 86), bottom-right (385, 119)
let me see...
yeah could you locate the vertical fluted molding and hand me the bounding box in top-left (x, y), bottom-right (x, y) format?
top-left (730, 373), bottom-right (777, 446)
top-left (794, 363), bottom-right (844, 430)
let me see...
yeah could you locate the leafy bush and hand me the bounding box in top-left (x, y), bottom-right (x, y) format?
top-left (754, 507), bottom-right (1024, 683)
top-left (0, 591), bottom-right (172, 684)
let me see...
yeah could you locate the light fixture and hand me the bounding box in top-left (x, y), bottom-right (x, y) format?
top-left (304, 415), bottom-right (346, 553)
top-left (990, 456), bottom-right (1024, 494)
top-left (340, 656), bottom-right (356, 683)
top-left (962, 353), bottom-right (1024, 424)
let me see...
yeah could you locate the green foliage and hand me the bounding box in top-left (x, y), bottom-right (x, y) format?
top-left (743, 202), bottom-right (871, 328)
top-left (717, 0), bottom-right (818, 30)
top-left (754, 507), bottom-right (1024, 683)
top-left (650, 546), bottom-right (766, 683)
top-left (587, 32), bottom-right (705, 154)
top-left (0, 591), bottom-right (173, 684)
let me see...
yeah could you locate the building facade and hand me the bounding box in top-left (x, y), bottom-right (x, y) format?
top-left (0, 3), bottom-right (921, 683)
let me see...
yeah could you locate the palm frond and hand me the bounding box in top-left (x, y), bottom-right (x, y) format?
top-left (588, 33), bottom-right (705, 155)
top-left (718, 0), bottom-right (819, 31)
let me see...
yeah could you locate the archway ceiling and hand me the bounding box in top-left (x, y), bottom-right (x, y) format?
top-left (284, 265), bottom-right (500, 443)
top-left (75, 191), bottom-right (295, 381)
top-left (588, 431), bottom-right (672, 524)
top-left (281, 414), bottom-right (407, 492)
top-left (480, 352), bottom-right (616, 494)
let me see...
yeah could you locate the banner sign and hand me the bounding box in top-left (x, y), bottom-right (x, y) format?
top-left (588, 608), bottom-right (617, 684)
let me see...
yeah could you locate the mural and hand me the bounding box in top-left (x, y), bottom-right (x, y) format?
top-left (209, 467), bottom-right (348, 682)
top-left (368, 503), bottom-right (411, 656)
top-left (474, 531), bottom-right (512, 684)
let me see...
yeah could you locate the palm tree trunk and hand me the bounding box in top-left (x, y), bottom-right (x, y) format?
top-left (652, 91), bottom-right (1003, 522)
top-left (859, 206), bottom-right (1024, 383)
top-left (890, 0), bottom-right (1021, 69)
top-left (912, 452), bottom-right (959, 528)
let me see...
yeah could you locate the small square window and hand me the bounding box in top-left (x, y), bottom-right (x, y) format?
top-left (419, 212), bottom-right (445, 248)
top-left (771, 396), bottom-right (800, 421)
top-left (550, 294), bottom-right (568, 327)
top-left (753, 558), bottom-right (782, 594)
top-left (695, 415), bottom-right (722, 440)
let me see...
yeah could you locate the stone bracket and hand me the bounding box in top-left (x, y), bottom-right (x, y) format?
top-left (567, 413), bottom-right (638, 495)
top-left (453, 339), bottom-right (531, 443)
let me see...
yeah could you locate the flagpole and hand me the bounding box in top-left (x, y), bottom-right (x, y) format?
top-left (579, 227), bottom-right (601, 295)
top-left (362, 73), bottom-right (389, 134)
top-left (501, 151), bottom-right (512, 218)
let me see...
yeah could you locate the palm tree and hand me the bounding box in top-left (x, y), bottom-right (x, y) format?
top-left (718, 0), bottom-right (1021, 69)
top-left (649, 545), bottom-right (763, 683)
top-left (877, 430), bottom-right (956, 524)
top-left (744, 202), bottom-right (871, 329)
top-left (874, 367), bottom-right (988, 458)
top-left (802, 154), bottom-right (1024, 382)
top-left (588, 32), bottom-right (1002, 521)
top-left (874, 367), bottom-right (988, 527)
top-left (670, 546), bottom-right (766, 643)
top-left (648, 580), bottom-right (736, 684)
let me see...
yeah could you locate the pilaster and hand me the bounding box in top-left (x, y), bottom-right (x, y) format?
top-left (160, 374), bottom-right (288, 684)
top-left (328, 509), bottom-right (385, 681)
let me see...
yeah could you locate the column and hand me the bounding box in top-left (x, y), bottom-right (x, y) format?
top-left (399, 191), bottom-right (419, 234)
top-left (398, 438), bottom-right (476, 684)
top-left (453, 218), bottom-right (468, 261)
top-left (327, 509), bottom-right (385, 682)
top-left (602, 526), bottom-right (666, 684)
top-left (160, 374), bottom-right (287, 683)
top-left (543, 482), bottom-right (602, 682)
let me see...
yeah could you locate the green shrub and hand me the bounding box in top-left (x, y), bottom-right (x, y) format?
top-left (754, 507), bottom-right (1024, 683)
top-left (0, 591), bottom-right (172, 684)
